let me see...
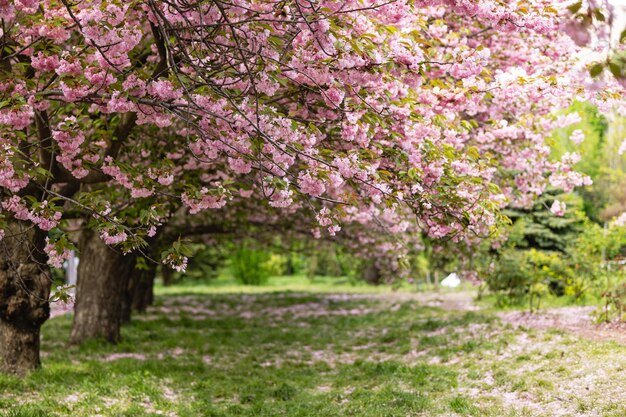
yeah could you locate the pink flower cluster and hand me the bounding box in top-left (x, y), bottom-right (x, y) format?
top-left (44, 238), bottom-right (72, 268)
top-left (3, 197), bottom-right (62, 231)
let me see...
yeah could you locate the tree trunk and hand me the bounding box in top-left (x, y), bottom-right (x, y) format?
top-left (307, 253), bottom-right (318, 280)
top-left (120, 277), bottom-right (133, 325)
top-left (161, 266), bottom-right (173, 286)
top-left (70, 231), bottom-right (136, 344)
top-left (284, 255), bottom-right (294, 276)
top-left (0, 221), bottom-right (51, 375)
top-left (362, 262), bottom-right (382, 285)
top-left (121, 260), bottom-right (156, 322)
top-left (131, 262), bottom-right (156, 314)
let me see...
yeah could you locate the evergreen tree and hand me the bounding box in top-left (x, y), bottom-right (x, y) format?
top-left (503, 190), bottom-right (586, 253)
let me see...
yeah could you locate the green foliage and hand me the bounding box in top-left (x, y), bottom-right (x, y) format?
top-left (483, 190), bottom-right (608, 309)
top-left (158, 243), bottom-right (229, 286)
top-left (307, 246), bottom-right (361, 279)
top-left (230, 245), bottom-right (272, 285)
top-left (1, 406), bottom-right (47, 417)
top-left (549, 103), bottom-right (626, 223)
top-left (596, 282), bottom-right (626, 323)
top-left (550, 101), bottom-right (608, 180)
top-left (264, 253), bottom-right (288, 276)
top-left (449, 396), bottom-right (480, 415)
top-left (484, 198), bottom-right (626, 310)
top-left (487, 248), bottom-right (570, 311)
top-left (284, 252), bottom-right (307, 275)
top-left (179, 244), bottom-right (227, 282)
top-left (503, 190), bottom-right (586, 253)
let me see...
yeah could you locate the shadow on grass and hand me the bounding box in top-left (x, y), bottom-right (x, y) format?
top-left (1, 291), bottom-right (505, 416)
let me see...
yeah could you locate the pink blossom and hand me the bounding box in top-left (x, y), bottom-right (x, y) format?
top-left (239, 189), bottom-right (254, 198)
top-left (44, 238), bottom-right (71, 268)
top-left (550, 200), bottom-right (566, 217)
top-left (560, 19), bottom-right (591, 47)
top-left (131, 188), bottom-right (154, 198)
top-left (107, 94), bottom-right (134, 113)
top-left (0, 107), bottom-right (34, 130)
top-left (0, 0), bottom-right (603, 264)
top-left (328, 225), bottom-right (341, 236)
top-left (31, 53), bottom-right (60, 72)
top-left (3, 196), bottom-right (30, 221)
top-left (228, 157), bottom-right (253, 174)
top-left (163, 255), bottom-right (188, 273)
top-left (147, 80), bottom-right (182, 101)
top-left (182, 188), bottom-right (229, 214)
top-left (298, 172), bottom-right (326, 197)
top-left (56, 60), bottom-right (83, 76)
top-left (100, 230), bottom-right (129, 245)
top-left (569, 129), bottom-right (585, 145)
top-left (157, 174), bottom-right (174, 186)
top-left (324, 87), bottom-right (345, 107)
top-left (60, 82), bottom-right (89, 102)
top-left (14, 0), bottom-right (37, 13)
top-left (316, 207), bottom-right (333, 227)
top-left (269, 189), bottom-right (293, 208)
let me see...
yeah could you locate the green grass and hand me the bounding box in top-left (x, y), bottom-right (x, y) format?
top-left (2, 277), bottom-right (626, 416)
top-left (157, 272), bottom-right (475, 295)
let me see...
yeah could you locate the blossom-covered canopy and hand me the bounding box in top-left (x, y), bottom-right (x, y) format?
top-left (0, 0), bottom-right (591, 268)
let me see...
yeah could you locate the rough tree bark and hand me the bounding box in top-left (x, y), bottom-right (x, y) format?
top-left (70, 231), bottom-right (137, 344)
top-left (0, 221), bottom-right (51, 375)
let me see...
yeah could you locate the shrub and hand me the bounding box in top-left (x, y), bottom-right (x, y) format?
top-left (264, 253), bottom-right (288, 276)
top-left (485, 249), bottom-right (577, 311)
top-left (596, 282), bottom-right (626, 323)
top-left (230, 246), bottom-right (271, 285)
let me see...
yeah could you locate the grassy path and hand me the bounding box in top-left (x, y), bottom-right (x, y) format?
top-left (2, 287), bottom-right (626, 416)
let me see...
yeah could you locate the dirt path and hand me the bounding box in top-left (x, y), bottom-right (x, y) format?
top-left (379, 290), bottom-right (626, 346)
top-left (412, 290), bottom-right (626, 346)
top-left (498, 305), bottom-right (626, 345)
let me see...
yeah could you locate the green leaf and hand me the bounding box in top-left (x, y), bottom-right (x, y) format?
top-left (609, 62), bottom-right (623, 79)
top-left (179, 244), bottom-right (194, 258)
top-left (567, 1), bottom-right (582, 14)
top-left (594, 9), bottom-right (605, 22)
top-left (589, 63), bottom-right (604, 78)
top-left (543, 6), bottom-right (558, 14)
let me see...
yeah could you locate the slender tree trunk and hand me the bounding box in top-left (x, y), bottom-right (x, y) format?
top-left (70, 231), bottom-right (136, 344)
top-left (161, 266), bottom-right (173, 286)
top-left (307, 253), bottom-right (318, 280)
top-left (284, 255), bottom-right (294, 276)
top-left (120, 276), bottom-right (133, 325)
top-left (0, 221), bottom-right (51, 375)
top-left (131, 262), bottom-right (156, 313)
top-left (122, 260), bottom-right (156, 322)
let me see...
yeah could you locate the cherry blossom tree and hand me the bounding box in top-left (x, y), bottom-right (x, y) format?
top-left (0, 0), bottom-right (592, 374)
